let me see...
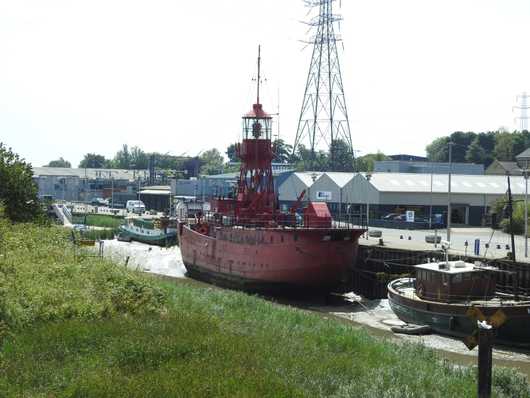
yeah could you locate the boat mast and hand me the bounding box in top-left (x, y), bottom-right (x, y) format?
top-left (257, 45), bottom-right (261, 105)
top-left (234, 46), bottom-right (275, 224)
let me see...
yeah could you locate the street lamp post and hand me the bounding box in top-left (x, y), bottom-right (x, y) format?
top-left (366, 174), bottom-right (371, 237)
top-left (446, 143), bottom-right (452, 240)
top-left (524, 170), bottom-right (528, 257)
top-left (516, 149), bottom-right (530, 257)
top-left (429, 160), bottom-right (433, 230)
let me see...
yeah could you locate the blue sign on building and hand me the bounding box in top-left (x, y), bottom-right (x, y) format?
top-left (474, 239), bottom-right (480, 256)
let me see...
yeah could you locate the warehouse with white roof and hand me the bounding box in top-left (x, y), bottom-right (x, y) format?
top-left (278, 172), bottom-right (527, 226)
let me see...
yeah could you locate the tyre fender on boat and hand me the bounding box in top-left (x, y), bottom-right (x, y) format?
top-left (196, 224), bottom-right (209, 235)
top-left (417, 282), bottom-right (425, 298)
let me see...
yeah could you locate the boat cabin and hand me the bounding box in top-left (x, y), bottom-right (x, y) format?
top-left (415, 261), bottom-right (495, 303)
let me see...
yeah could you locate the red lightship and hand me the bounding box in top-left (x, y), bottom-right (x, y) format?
top-left (178, 47), bottom-right (365, 293)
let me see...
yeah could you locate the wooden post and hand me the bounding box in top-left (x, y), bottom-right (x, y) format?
top-left (478, 323), bottom-right (493, 398)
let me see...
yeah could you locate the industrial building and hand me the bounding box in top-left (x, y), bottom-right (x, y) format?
top-left (33, 167), bottom-right (148, 205)
top-left (138, 186), bottom-right (171, 212)
top-left (485, 160), bottom-right (522, 176)
top-left (173, 168), bottom-right (293, 200)
top-left (373, 160), bottom-right (484, 175)
top-left (278, 171), bottom-right (528, 227)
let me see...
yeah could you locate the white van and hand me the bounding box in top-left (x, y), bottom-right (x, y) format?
top-left (126, 200), bottom-right (146, 214)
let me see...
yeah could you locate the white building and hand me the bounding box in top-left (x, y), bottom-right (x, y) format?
top-left (278, 172), bottom-right (527, 226)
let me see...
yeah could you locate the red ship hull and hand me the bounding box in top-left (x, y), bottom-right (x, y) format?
top-left (179, 223), bottom-right (364, 293)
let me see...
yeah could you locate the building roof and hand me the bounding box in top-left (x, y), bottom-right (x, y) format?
top-left (367, 172), bottom-right (528, 195)
top-left (139, 189), bottom-right (170, 195)
top-left (389, 154), bottom-right (428, 161)
top-left (516, 148), bottom-right (530, 160)
top-left (142, 185), bottom-right (170, 191)
top-left (416, 261), bottom-right (479, 274)
top-left (485, 160), bottom-right (522, 175)
top-left (33, 167), bottom-right (148, 181)
top-left (202, 172), bottom-right (239, 180)
top-left (294, 172), bottom-right (324, 187)
top-left (321, 172), bottom-right (355, 188)
top-left (497, 161), bottom-right (519, 172)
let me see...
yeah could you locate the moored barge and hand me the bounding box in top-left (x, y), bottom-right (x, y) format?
top-left (388, 260), bottom-right (530, 347)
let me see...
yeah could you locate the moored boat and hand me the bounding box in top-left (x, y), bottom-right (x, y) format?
top-left (118, 216), bottom-right (177, 246)
top-left (387, 260), bottom-right (530, 347)
top-left (177, 47), bottom-right (366, 293)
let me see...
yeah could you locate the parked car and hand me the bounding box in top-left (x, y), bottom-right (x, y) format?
top-left (91, 197), bottom-right (109, 206)
top-left (126, 200), bottom-right (146, 214)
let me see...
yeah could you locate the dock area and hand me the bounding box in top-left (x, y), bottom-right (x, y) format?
top-left (354, 226), bottom-right (530, 299)
top-left (360, 226), bottom-right (529, 261)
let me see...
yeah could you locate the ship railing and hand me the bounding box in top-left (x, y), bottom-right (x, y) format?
top-left (394, 278), bottom-right (530, 305)
top-left (194, 212), bottom-right (367, 230)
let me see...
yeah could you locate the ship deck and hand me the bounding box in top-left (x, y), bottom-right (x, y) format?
top-left (391, 278), bottom-right (530, 307)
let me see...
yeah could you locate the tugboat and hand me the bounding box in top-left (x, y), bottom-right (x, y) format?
top-left (118, 216), bottom-right (177, 246)
top-left (388, 257), bottom-right (530, 347)
top-left (177, 47), bottom-right (366, 293)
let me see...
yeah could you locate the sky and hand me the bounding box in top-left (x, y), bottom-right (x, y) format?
top-left (2, 0), bottom-right (530, 167)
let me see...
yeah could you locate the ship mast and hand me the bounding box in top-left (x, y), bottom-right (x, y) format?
top-left (257, 45), bottom-right (261, 105)
top-left (234, 46), bottom-right (275, 225)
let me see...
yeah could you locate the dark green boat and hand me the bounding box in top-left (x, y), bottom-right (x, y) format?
top-left (388, 261), bottom-right (530, 348)
top-left (117, 217), bottom-right (177, 246)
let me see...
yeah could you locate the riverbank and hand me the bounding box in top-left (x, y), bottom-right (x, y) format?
top-left (1, 222), bottom-right (529, 396)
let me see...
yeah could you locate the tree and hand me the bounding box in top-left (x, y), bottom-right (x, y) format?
top-left (113, 144), bottom-right (131, 169)
top-left (513, 130), bottom-right (530, 158)
top-left (200, 149), bottom-right (224, 175)
top-left (449, 131), bottom-right (476, 162)
top-left (79, 153), bottom-right (108, 168)
top-left (426, 136), bottom-right (450, 162)
top-left (130, 146), bottom-right (148, 169)
top-left (45, 157), bottom-right (71, 168)
top-left (0, 143), bottom-right (43, 222)
top-left (272, 139), bottom-right (294, 164)
top-left (356, 152), bottom-right (389, 172)
top-left (226, 144), bottom-right (238, 163)
top-left (473, 132), bottom-right (497, 166)
top-left (494, 132), bottom-right (514, 161)
top-left (465, 138), bottom-right (487, 164)
top-left (329, 139), bottom-right (354, 172)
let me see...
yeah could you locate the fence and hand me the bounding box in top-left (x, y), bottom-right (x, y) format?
top-left (195, 211), bottom-right (367, 230)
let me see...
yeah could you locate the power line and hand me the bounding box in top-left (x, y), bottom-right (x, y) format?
top-left (293, 0), bottom-right (353, 170)
top-left (513, 91), bottom-right (530, 131)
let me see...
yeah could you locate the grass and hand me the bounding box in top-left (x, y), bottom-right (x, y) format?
top-left (0, 218), bottom-right (529, 397)
top-left (79, 227), bottom-right (119, 240)
top-left (71, 214), bottom-right (124, 228)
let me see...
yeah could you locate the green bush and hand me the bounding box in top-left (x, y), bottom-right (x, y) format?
top-left (499, 201), bottom-right (529, 235)
top-left (0, 219), bottom-right (166, 337)
top-left (0, 144), bottom-right (44, 223)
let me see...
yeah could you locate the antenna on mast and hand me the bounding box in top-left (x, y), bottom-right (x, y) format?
top-left (257, 45), bottom-right (261, 104)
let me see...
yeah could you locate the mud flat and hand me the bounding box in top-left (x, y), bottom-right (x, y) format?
top-left (305, 294), bottom-right (530, 379)
top-left (101, 239), bottom-right (186, 278)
